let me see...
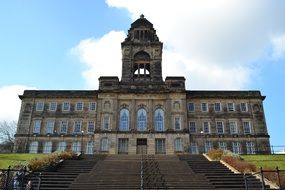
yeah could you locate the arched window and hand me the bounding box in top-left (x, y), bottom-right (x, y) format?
top-left (29, 141), bottom-right (38, 153)
top-left (100, 137), bottom-right (109, 152)
top-left (57, 141), bottom-right (66, 152)
top-left (133, 51), bottom-right (150, 78)
top-left (43, 141), bottom-right (52, 153)
top-left (86, 141), bottom-right (94, 154)
top-left (137, 109), bottom-right (147, 131)
top-left (72, 141), bottom-right (81, 153)
top-left (174, 138), bottom-right (183, 152)
top-left (119, 109), bottom-right (129, 131)
top-left (154, 109), bottom-right (164, 131)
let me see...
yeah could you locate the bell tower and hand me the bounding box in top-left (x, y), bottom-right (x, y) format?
top-left (121, 15), bottom-right (163, 87)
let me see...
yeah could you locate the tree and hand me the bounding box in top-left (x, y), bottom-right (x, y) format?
top-left (0, 120), bottom-right (17, 152)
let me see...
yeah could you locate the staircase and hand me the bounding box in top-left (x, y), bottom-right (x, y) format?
top-left (178, 154), bottom-right (273, 190)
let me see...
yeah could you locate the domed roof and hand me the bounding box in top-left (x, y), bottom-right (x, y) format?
top-left (131, 14), bottom-right (153, 28)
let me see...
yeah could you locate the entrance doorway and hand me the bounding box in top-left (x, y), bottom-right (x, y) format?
top-left (137, 138), bottom-right (147, 154)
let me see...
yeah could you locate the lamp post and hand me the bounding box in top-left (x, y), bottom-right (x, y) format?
top-left (200, 131), bottom-right (204, 153)
top-left (81, 130), bottom-right (84, 155)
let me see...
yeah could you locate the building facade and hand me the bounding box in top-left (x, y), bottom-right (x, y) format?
top-left (14, 15), bottom-right (270, 155)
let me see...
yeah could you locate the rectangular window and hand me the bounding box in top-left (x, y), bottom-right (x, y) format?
top-left (33, 120), bottom-right (41, 134)
top-left (57, 141), bottom-right (66, 152)
top-left (189, 122), bottom-right (196, 133)
top-left (203, 121), bottom-right (211, 134)
top-left (76, 102), bottom-right (83, 111)
top-left (188, 102), bottom-right (195, 112)
top-left (240, 103), bottom-right (248, 112)
top-left (60, 121), bottom-right (68, 134)
top-left (72, 141), bottom-right (81, 153)
top-left (227, 103), bottom-right (235, 112)
top-left (214, 103), bottom-right (221, 112)
top-left (243, 121), bottom-right (252, 134)
top-left (49, 102), bottom-right (57, 112)
top-left (246, 142), bottom-right (255, 154)
top-left (174, 117), bottom-right (181, 130)
top-left (36, 102), bottom-right (44, 111)
top-left (29, 141), bottom-right (38, 153)
top-left (43, 141), bottom-right (52, 154)
top-left (89, 102), bottom-right (97, 111)
top-left (174, 138), bottom-right (183, 152)
top-left (118, 138), bottom-right (129, 154)
top-left (229, 121), bottom-right (238, 134)
top-left (205, 141), bottom-right (213, 153)
top-left (86, 142), bottom-right (94, 154)
top-left (87, 121), bottom-right (95, 133)
top-left (155, 139), bottom-right (166, 154)
top-left (46, 120), bottom-right (55, 134)
top-left (62, 102), bottom-right (70, 111)
top-left (201, 103), bottom-right (208, 112)
top-left (74, 121), bottom-right (82, 133)
top-left (216, 121), bottom-right (224, 134)
top-left (232, 142), bottom-right (241, 154)
top-left (190, 143), bottom-right (199, 154)
top-left (103, 116), bottom-right (110, 130)
top-left (218, 142), bottom-right (227, 151)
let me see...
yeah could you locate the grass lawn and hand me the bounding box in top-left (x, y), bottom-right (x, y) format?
top-left (0, 154), bottom-right (46, 169)
top-left (242, 154), bottom-right (285, 170)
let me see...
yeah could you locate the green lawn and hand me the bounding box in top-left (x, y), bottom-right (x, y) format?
top-left (0, 154), bottom-right (46, 169)
top-left (242, 154), bottom-right (285, 170)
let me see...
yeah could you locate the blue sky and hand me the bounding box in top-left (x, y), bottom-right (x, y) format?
top-left (0, 0), bottom-right (284, 148)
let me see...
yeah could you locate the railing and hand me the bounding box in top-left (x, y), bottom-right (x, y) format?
top-left (244, 167), bottom-right (285, 190)
top-left (140, 155), bottom-right (143, 190)
top-left (0, 166), bottom-right (42, 190)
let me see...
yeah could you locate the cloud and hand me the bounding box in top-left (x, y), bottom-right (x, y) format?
top-left (271, 34), bottom-right (285, 59)
top-left (0, 85), bottom-right (36, 121)
top-left (72, 0), bottom-right (285, 90)
top-left (70, 31), bottom-right (126, 89)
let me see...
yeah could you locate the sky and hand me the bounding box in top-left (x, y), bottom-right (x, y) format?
top-left (0, 0), bottom-right (284, 148)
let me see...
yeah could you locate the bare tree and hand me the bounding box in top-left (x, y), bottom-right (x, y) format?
top-left (0, 120), bottom-right (17, 152)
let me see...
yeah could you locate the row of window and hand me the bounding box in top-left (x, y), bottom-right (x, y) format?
top-left (188, 102), bottom-right (249, 112)
top-left (29, 137), bottom-right (183, 154)
top-left (33, 120), bottom-right (95, 134)
top-left (189, 121), bottom-right (252, 135)
top-left (190, 141), bottom-right (256, 154)
top-left (35, 101), bottom-right (97, 112)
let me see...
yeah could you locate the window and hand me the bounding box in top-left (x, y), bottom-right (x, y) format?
top-left (62, 102), bottom-right (70, 111)
top-left (154, 109), bottom-right (164, 131)
top-left (119, 109), bottom-right (129, 131)
top-left (76, 102), bottom-right (84, 111)
top-left (46, 120), bottom-right (55, 134)
top-left (174, 117), bottom-right (181, 130)
top-left (188, 102), bottom-right (195, 112)
top-left (118, 138), bottom-right (128, 154)
top-left (43, 141), bottom-right (52, 153)
top-left (190, 143), bottom-right (199, 154)
top-left (240, 103), bottom-right (248, 112)
top-left (227, 103), bottom-right (235, 111)
top-left (89, 102), bottom-right (97, 111)
top-left (100, 138), bottom-right (109, 151)
top-left (57, 141), bottom-right (66, 152)
top-left (229, 121), bottom-right (238, 134)
top-left (36, 102), bottom-right (44, 111)
top-left (243, 121), bottom-right (252, 134)
top-left (201, 103), bottom-right (208, 112)
top-left (203, 121), bottom-right (211, 134)
top-left (214, 103), bottom-right (221, 112)
top-left (74, 121), bottom-right (82, 133)
top-left (60, 121), bottom-right (68, 134)
top-left (174, 138), bottom-right (183, 152)
top-left (33, 120), bottom-right (41, 134)
top-left (155, 139), bottom-right (166, 154)
top-left (137, 109), bottom-right (147, 131)
top-left (87, 121), bottom-right (95, 133)
top-left (72, 141), bottom-right (81, 153)
top-left (205, 141), bottom-right (213, 153)
top-left (216, 121), bottom-right (224, 134)
top-left (232, 142), bottom-right (241, 154)
top-left (246, 142), bottom-right (255, 154)
top-left (102, 115), bottom-right (110, 130)
top-left (29, 141), bottom-right (38, 153)
top-left (189, 122), bottom-right (196, 133)
top-left (49, 102), bottom-right (57, 112)
top-left (86, 141), bottom-right (94, 154)
top-left (218, 142), bottom-right (227, 151)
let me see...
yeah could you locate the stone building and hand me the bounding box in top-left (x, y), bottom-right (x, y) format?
top-left (14, 15), bottom-right (270, 155)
